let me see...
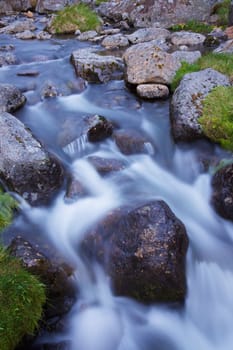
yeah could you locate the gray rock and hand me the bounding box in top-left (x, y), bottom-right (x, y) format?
top-left (0, 84), bottom-right (26, 112)
top-left (36, 0), bottom-right (79, 13)
top-left (0, 53), bottom-right (18, 66)
top-left (78, 30), bottom-right (98, 41)
top-left (214, 39), bottom-right (233, 53)
top-left (36, 30), bottom-right (52, 40)
top-left (171, 31), bottom-right (206, 46)
top-left (124, 42), bottom-right (181, 85)
top-left (83, 200), bottom-right (189, 303)
top-left (170, 68), bottom-right (230, 142)
top-left (101, 33), bottom-right (129, 49)
top-left (136, 84), bottom-right (169, 99)
top-left (15, 29), bottom-right (36, 39)
top-left (97, 0), bottom-right (217, 28)
top-left (71, 47), bottom-right (124, 83)
top-left (0, 0), bottom-right (31, 14)
top-left (171, 50), bottom-right (202, 64)
top-left (0, 112), bottom-right (64, 204)
top-left (0, 19), bottom-right (36, 34)
top-left (126, 27), bottom-right (170, 44)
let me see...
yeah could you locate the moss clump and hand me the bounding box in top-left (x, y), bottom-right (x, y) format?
top-left (199, 86), bottom-right (233, 151)
top-left (0, 247), bottom-right (46, 350)
top-left (95, 0), bottom-right (108, 5)
top-left (50, 4), bottom-right (101, 34)
top-left (0, 188), bottom-right (18, 232)
top-left (212, 0), bottom-right (231, 26)
top-left (171, 53), bottom-right (233, 91)
top-left (169, 20), bottom-right (214, 34)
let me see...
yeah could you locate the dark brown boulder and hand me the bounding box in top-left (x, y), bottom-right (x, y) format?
top-left (211, 163), bottom-right (233, 221)
top-left (83, 200), bottom-right (188, 303)
top-left (113, 129), bottom-right (154, 155)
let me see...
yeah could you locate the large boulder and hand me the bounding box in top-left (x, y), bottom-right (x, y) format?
top-left (170, 68), bottom-right (231, 142)
top-left (98, 0), bottom-right (217, 28)
top-left (71, 48), bottom-right (124, 83)
top-left (0, 112), bottom-right (64, 204)
top-left (123, 42), bottom-right (181, 85)
top-left (211, 163), bottom-right (233, 221)
top-left (0, 0), bottom-right (31, 14)
top-left (0, 20), bottom-right (36, 34)
top-left (35, 0), bottom-right (79, 13)
top-left (83, 200), bottom-right (188, 303)
top-left (0, 84), bottom-right (26, 113)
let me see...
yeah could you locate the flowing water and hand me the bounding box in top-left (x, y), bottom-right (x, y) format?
top-left (1, 23), bottom-right (233, 350)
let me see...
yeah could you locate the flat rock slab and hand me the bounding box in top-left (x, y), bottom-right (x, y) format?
top-left (170, 68), bottom-right (230, 142)
top-left (126, 27), bottom-right (170, 44)
top-left (71, 48), bottom-right (124, 83)
top-left (124, 42), bottom-right (181, 85)
top-left (171, 31), bottom-right (206, 46)
top-left (0, 112), bottom-right (63, 204)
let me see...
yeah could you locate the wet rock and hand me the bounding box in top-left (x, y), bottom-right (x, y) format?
top-left (170, 31), bottom-right (206, 46)
top-left (0, 84), bottom-right (26, 112)
top-left (17, 70), bottom-right (39, 77)
top-left (97, 0), bottom-right (216, 28)
top-left (83, 200), bottom-right (188, 303)
top-left (124, 42), bottom-right (181, 85)
top-left (87, 114), bottom-right (114, 142)
top-left (0, 19), bottom-right (36, 34)
top-left (8, 236), bottom-right (76, 319)
top-left (136, 84), bottom-right (169, 100)
top-left (170, 68), bottom-right (230, 142)
top-left (171, 50), bottom-right (202, 64)
top-left (41, 81), bottom-right (60, 98)
top-left (78, 30), bottom-right (98, 41)
top-left (113, 129), bottom-right (154, 155)
top-left (15, 29), bottom-right (36, 39)
top-left (211, 163), bottom-right (233, 221)
top-left (101, 33), bottom-right (129, 49)
top-left (126, 27), bottom-right (170, 44)
top-left (71, 47), bottom-right (124, 83)
top-left (0, 112), bottom-right (64, 204)
top-left (65, 177), bottom-right (86, 201)
top-left (36, 30), bottom-right (52, 40)
top-left (0, 52), bottom-right (18, 66)
top-left (87, 156), bottom-right (126, 175)
top-left (214, 39), bottom-right (233, 53)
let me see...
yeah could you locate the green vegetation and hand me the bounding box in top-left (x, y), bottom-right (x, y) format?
top-left (95, 0), bottom-right (108, 6)
top-left (212, 0), bottom-right (231, 26)
top-left (50, 3), bottom-right (101, 34)
top-left (169, 20), bottom-right (214, 34)
top-left (171, 53), bottom-right (233, 91)
top-left (0, 188), bottom-right (17, 232)
top-left (0, 247), bottom-right (46, 350)
top-left (199, 86), bottom-right (233, 151)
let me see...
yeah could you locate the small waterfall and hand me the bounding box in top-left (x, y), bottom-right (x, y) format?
top-left (62, 134), bottom-right (89, 157)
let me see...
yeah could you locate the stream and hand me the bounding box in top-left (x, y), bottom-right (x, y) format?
top-left (1, 19), bottom-right (233, 350)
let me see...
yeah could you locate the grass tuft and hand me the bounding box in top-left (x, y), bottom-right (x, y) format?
top-left (169, 20), bottom-right (214, 34)
top-left (0, 247), bottom-right (46, 350)
top-left (171, 53), bottom-right (233, 91)
top-left (50, 3), bottom-right (101, 34)
top-left (199, 86), bottom-right (233, 151)
top-left (0, 188), bottom-right (17, 233)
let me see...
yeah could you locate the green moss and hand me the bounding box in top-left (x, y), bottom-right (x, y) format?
top-left (213, 0), bottom-right (231, 26)
top-left (171, 53), bottom-right (233, 91)
top-left (50, 4), bottom-right (101, 34)
top-left (95, 0), bottom-right (108, 6)
top-left (169, 20), bottom-right (214, 34)
top-left (0, 247), bottom-right (46, 350)
top-left (199, 86), bottom-right (233, 151)
top-left (0, 188), bottom-right (18, 233)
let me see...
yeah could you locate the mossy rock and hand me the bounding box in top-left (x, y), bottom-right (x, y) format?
top-left (0, 247), bottom-right (46, 350)
top-left (199, 86), bottom-right (233, 151)
top-left (48, 4), bottom-right (101, 34)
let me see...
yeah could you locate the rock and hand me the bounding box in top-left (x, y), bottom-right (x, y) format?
top-left (171, 50), bottom-right (202, 64)
top-left (113, 129), bottom-right (154, 155)
top-left (170, 68), bottom-right (230, 142)
top-left (17, 70), bottom-right (39, 77)
top-left (123, 42), bottom-right (181, 85)
top-left (211, 163), bottom-right (233, 221)
top-left (0, 112), bottom-right (64, 204)
top-left (204, 28), bottom-right (227, 47)
top-left (71, 47), bottom-right (124, 83)
top-left (36, 31), bottom-right (52, 40)
top-left (101, 33), bottom-right (129, 49)
top-left (170, 31), bottom-right (206, 46)
top-left (36, 0), bottom-right (79, 13)
top-left (65, 177), bottom-right (86, 202)
top-left (78, 30), bottom-right (98, 41)
top-left (97, 0), bottom-right (216, 28)
top-left (126, 27), bottom-right (170, 44)
top-left (0, 84), bottom-right (26, 112)
top-left (41, 81), bottom-right (60, 98)
top-left (225, 26), bottom-right (233, 40)
top-left (136, 84), bottom-right (169, 100)
top-left (83, 200), bottom-right (188, 303)
top-left (8, 236), bottom-right (76, 319)
top-left (87, 156), bottom-right (126, 175)
top-left (0, 19), bottom-right (36, 34)
top-left (87, 114), bottom-right (114, 142)
top-left (0, 0), bottom-right (31, 14)
top-left (15, 30), bottom-right (36, 39)
top-left (100, 28), bottom-right (120, 35)
top-left (214, 39), bottom-right (233, 53)
top-left (0, 52), bottom-right (18, 66)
